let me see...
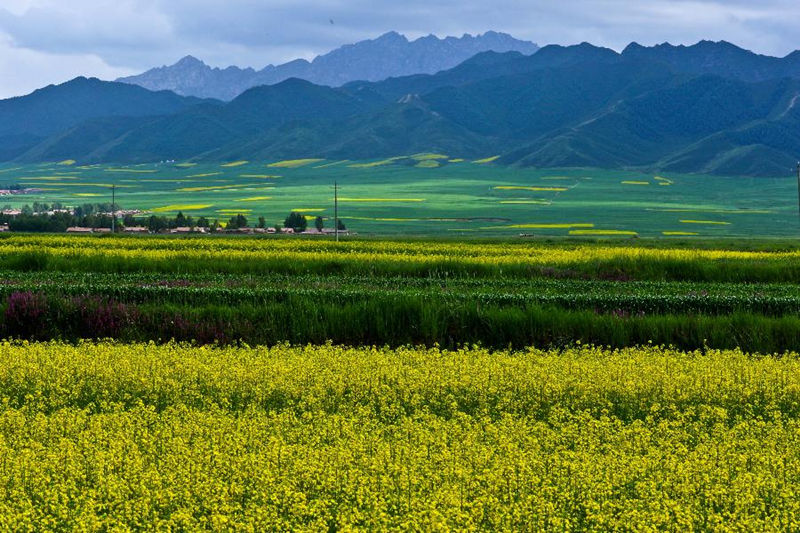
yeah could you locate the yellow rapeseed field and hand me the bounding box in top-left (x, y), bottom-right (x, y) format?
top-left (177, 183), bottom-right (261, 192)
top-left (151, 204), bottom-right (214, 213)
top-left (234, 196), bottom-right (272, 202)
top-left (570, 229), bottom-right (638, 236)
top-left (104, 168), bottom-right (157, 173)
top-left (499, 200), bottom-right (552, 204)
top-left (0, 341), bottom-right (798, 530)
top-left (348, 157), bottom-right (405, 168)
top-left (336, 197), bottom-right (426, 202)
top-left (681, 220), bottom-right (732, 225)
top-left (491, 223), bottom-right (594, 229)
top-left (494, 186), bottom-right (569, 192)
top-left (3, 235), bottom-right (799, 280)
top-left (267, 159), bottom-right (324, 168)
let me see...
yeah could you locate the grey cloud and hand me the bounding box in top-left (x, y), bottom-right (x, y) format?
top-left (0, 0), bottom-right (799, 95)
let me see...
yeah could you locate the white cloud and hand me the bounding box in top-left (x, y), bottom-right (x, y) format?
top-left (0, 33), bottom-right (134, 99)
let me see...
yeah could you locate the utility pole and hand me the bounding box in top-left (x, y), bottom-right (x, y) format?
top-left (334, 181), bottom-right (339, 242)
top-left (111, 184), bottom-right (116, 233)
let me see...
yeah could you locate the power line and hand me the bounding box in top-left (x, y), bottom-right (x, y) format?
top-left (111, 184), bottom-right (116, 233)
top-left (334, 181), bottom-right (339, 242)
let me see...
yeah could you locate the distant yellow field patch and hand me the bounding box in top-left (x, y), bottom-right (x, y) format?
top-left (268, 159), bottom-right (324, 168)
top-left (217, 209), bottom-right (253, 213)
top-left (151, 204), bottom-right (214, 213)
top-left (473, 156), bottom-right (500, 164)
top-left (509, 223), bottom-right (594, 229)
top-left (651, 208), bottom-right (772, 214)
top-left (663, 231), bottom-right (699, 236)
top-left (221, 161), bottom-right (249, 167)
top-left (57, 160), bottom-right (76, 166)
top-left (569, 230), bottom-right (638, 236)
top-left (680, 220), bottom-right (731, 225)
top-left (621, 181), bottom-right (650, 185)
top-left (187, 172), bottom-right (223, 178)
top-left (313, 160), bottom-right (350, 169)
top-left (239, 174), bottom-right (281, 179)
top-left (292, 208), bottom-right (325, 212)
top-left (23, 182), bottom-right (134, 188)
top-left (494, 186), bottom-right (568, 192)
top-left (73, 193), bottom-right (102, 197)
top-left (411, 153), bottom-right (449, 161)
top-left (341, 216), bottom-right (459, 222)
top-left (448, 158), bottom-right (465, 163)
top-left (415, 160), bottom-right (440, 168)
top-left (138, 179), bottom-right (199, 183)
top-left (177, 183), bottom-right (261, 192)
top-left (234, 196), bottom-right (272, 202)
top-left (174, 163), bottom-right (196, 168)
top-left (0, 167), bottom-right (22, 173)
top-left (348, 157), bottom-right (405, 169)
top-left (336, 198), bottom-right (425, 203)
top-left (22, 176), bottom-right (80, 181)
top-left (104, 168), bottom-right (157, 174)
top-left (499, 200), bottom-right (552, 205)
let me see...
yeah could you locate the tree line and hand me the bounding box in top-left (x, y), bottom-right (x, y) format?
top-left (0, 203), bottom-right (346, 233)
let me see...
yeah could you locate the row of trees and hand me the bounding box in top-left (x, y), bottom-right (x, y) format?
top-left (2, 213), bottom-right (115, 233)
top-left (283, 212), bottom-right (345, 232)
top-left (0, 204), bottom-right (347, 234)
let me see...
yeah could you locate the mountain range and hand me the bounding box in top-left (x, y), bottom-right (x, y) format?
top-left (117, 31), bottom-right (540, 101)
top-left (3, 36), bottom-right (800, 177)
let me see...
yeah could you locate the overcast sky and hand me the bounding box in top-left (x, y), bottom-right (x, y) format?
top-left (1, 0), bottom-right (799, 99)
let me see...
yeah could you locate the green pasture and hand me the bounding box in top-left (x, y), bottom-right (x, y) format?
top-left (0, 156), bottom-right (797, 237)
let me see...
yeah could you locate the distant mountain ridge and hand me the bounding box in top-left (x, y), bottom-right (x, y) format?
top-left (116, 31), bottom-right (540, 100)
top-left (5, 39), bottom-right (800, 177)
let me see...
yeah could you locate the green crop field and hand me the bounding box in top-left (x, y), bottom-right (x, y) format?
top-left (1, 156), bottom-right (797, 236)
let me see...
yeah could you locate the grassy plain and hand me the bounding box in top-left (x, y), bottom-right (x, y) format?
top-left (0, 157), bottom-right (796, 237)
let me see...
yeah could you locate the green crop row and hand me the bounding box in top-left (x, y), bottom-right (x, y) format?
top-left (1, 271), bottom-right (800, 316)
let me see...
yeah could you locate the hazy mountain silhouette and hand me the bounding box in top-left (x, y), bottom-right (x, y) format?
top-left (116, 31), bottom-right (540, 100)
top-left (5, 39), bottom-right (800, 177)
